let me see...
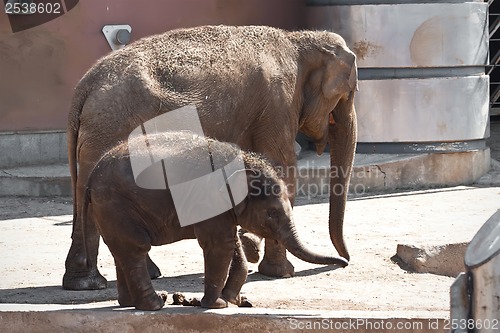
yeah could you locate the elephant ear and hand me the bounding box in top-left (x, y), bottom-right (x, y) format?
top-left (321, 49), bottom-right (358, 100)
top-left (218, 168), bottom-right (255, 217)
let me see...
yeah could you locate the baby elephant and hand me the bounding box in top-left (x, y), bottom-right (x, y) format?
top-left (81, 132), bottom-right (347, 310)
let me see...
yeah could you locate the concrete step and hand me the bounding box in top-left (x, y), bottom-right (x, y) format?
top-left (0, 164), bottom-right (71, 196)
top-left (0, 150), bottom-right (493, 197)
top-left (0, 305), bottom-right (449, 333)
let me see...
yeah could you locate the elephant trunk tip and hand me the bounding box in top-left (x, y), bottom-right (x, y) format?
top-left (332, 238), bottom-right (350, 262)
top-left (333, 256), bottom-right (349, 268)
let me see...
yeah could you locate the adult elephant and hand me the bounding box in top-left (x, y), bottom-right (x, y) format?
top-left (63, 25), bottom-right (358, 290)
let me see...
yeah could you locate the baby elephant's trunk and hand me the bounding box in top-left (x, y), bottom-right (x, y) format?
top-left (279, 221), bottom-right (348, 267)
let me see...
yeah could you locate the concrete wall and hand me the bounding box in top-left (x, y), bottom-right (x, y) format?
top-left (0, 131), bottom-right (66, 168)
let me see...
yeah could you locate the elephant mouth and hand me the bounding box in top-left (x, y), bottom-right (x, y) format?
top-left (314, 111), bottom-right (337, 155)
top-left (329, 113), bottom-right (335, 125)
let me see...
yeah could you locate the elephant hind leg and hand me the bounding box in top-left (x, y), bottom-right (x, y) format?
top-left (104, 227), bottom-right (164, 311)
top-left (63, 213), bottom-right (107, 290)
top-left (115, 260), bottom-right (134, 307)
top-left (238, 229), bottom-right (262, 264)
top-left (113, 252), bottom-right (164, 311)
top-left (146, 254), bottom-right (162, 279)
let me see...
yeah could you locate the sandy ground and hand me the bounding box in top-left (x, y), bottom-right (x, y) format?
top-left (0, 185), bottom-right (499, 314)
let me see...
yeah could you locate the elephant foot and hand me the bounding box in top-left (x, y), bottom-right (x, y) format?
top-left (258, 257), bottom-right (295, 278)
top-left (133, 292), bottom-right (166, 311)
top-left (118, 292), bottom-right (134, 308)
top-left (146, 256), bottom-right (162, 280)
top-left (221, 291), bottom-right (254, 308)
top-left (62, 269), bottom-right (107, 290)
top-left (201, 296), bottom-right (228, 309)
top-left (222, 290), bottom-right (241, 306)
top-left (239, 231), bottom-right (262, 264)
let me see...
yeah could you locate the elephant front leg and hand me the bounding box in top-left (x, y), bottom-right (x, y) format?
top-left (258, 170), bottom-right (296, 278)
top-left (258, 238), bottom-right (294, 278)
top-left (200, 245), bottom-right (234, 309)
top-left (252, 141), bottom-right (296, 278)
top-left (222, 236), bottom-right (248, 305)
top-left (240, 224), bottom-right (294, 278)
top-left (196, 224), bottom-right (236, 309)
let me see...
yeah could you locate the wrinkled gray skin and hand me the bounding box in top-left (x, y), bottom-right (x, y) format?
top-left (81, 132), bottom-right (348, 310)
top-left (64, 25), bottom-right (357, 290)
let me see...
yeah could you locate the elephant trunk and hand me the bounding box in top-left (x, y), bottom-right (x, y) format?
top-left (328, 92), bottom-right (357, 262)
top-left (278, 218), bottom-right (348, 267)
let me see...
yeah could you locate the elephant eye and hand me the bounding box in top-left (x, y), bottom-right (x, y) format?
top-left (267, 209), bottom-right (279, 220)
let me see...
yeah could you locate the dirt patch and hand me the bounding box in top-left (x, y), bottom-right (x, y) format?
top-left (352, 40), bottom-right (382, 61)
top-left (0, 196), bottom-right (72, 220)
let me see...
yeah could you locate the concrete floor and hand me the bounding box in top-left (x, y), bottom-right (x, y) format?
top-left (0, 118), bottom-right (498, 332)
top-left (1, 184), bottom-right (500, 332)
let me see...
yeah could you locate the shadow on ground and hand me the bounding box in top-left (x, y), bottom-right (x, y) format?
top-left (0, 273), bottom-right (203, 305)
top-left (0, 265), bottom-right (341, 305)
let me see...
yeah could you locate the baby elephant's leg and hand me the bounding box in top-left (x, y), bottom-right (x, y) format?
top-left (115, 252), bottom-right (164, 310)
top-left (195, 223), bottom-right (236, 309)
top-left (115, 259), bottom-right (133, 307)
top-left (106, 237), bottom-right (164, 311)
top-left (222, 235), bottom-right (248, 305)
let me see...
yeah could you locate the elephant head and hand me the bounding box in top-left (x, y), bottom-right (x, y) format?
top-left (235, 153), bottom-right (348, 267)
top-left (290, 31), bottom-right (358, 261)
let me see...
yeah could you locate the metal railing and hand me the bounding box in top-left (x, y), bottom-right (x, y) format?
top-left (488, 0), bottom-right (500, 114)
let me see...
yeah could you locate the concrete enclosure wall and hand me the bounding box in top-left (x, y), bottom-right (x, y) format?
top-left (306, 0), bottom-right (489, 153)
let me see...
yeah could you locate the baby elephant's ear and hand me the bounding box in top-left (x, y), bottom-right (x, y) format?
top-left (218, 168), bottom-right (251, 216)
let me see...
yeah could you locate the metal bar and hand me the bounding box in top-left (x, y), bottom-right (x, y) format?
top-left (491, 85), bottom-right (500, 106)
top-left (488, 51), bottom-right (500, 67)
top-left (489, 15), bottom-right (500, 38)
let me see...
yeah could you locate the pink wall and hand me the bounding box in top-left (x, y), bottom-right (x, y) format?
top-left (0, 0), bottom-right (305, 131)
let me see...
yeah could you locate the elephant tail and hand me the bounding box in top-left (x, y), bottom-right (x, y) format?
top-left (67, 112), bottom-right (79, 229)
top-left (67, 67), bottom-right (99, 229)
